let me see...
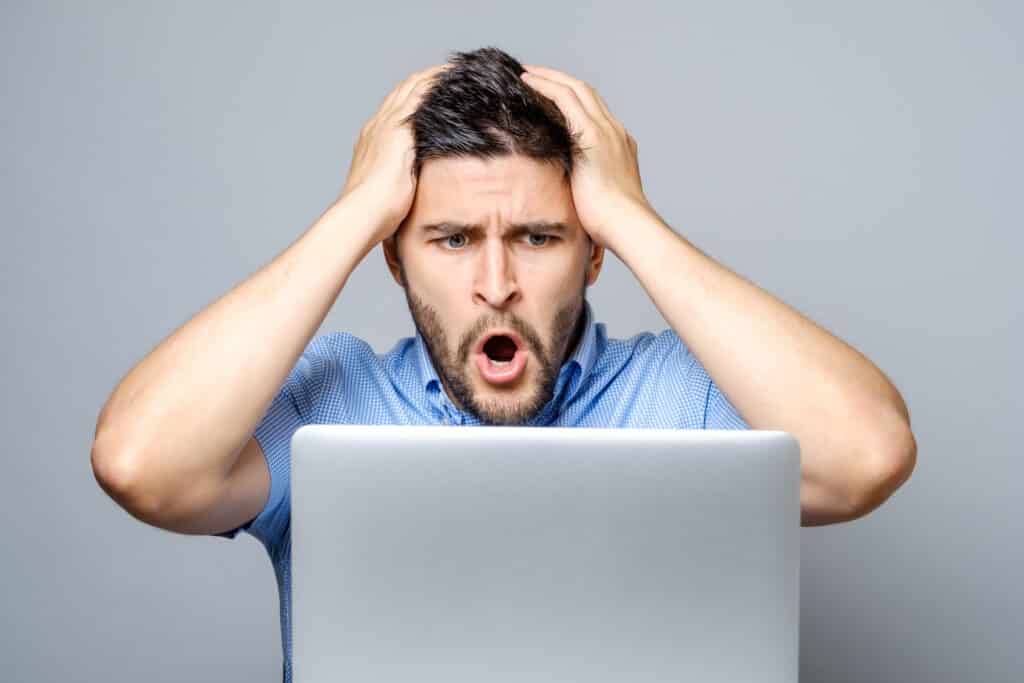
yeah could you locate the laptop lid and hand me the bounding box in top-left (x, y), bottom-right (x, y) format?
top-left (291, 424), bottom-right (800, 683)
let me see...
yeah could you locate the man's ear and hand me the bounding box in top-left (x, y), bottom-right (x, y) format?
top-left (381, 234), bottom-right (404, 287)
top-left (585, 238), bottom-right (605, 287)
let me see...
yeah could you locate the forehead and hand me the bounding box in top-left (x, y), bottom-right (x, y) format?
top-left (410, 154), bottom-right (575, 227)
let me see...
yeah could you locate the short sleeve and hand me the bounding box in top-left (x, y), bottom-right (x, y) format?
top-left (632, 327), bottom-right (750, 430)
top-left (212, 338), bottom-right (333, 548)
top-left (704, 377), bottom-right (750, 430)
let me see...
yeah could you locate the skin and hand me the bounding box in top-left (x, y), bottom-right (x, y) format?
top-left (365, 60), bottom-right (912, 523)
top-left (516, 63), bottom-right (916, 523)
top-left (382, 153), bottom-right (605, 425)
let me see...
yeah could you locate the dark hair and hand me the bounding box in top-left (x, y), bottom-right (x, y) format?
top-left (405, 46), bottom-right (584, 180)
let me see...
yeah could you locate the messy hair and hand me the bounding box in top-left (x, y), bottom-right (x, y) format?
top-left (404, 46), bottom-right (584, 181)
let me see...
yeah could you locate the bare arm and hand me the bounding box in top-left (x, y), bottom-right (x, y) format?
top-left (518, 64), bottom-right (916, 526)
top-left (92, 64), bottom-right (452, 527)
top-left (91, 198), bottom-right (381, 518)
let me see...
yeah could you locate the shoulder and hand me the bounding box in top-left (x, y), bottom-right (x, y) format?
top-left (594, 325), bottom-right (695, 377)
top-left (570, 324), bottom-right (708, 428)
top-left (283, 332), bottom-right (385, 417)
top-left (313, 330), bottom-right (379, 360)
top-left (302, 331), bottom-right (388, 368)
top-left (603, 326), bottom-right (748, 429)
top-left (286, 332), bottom-right (380, 387)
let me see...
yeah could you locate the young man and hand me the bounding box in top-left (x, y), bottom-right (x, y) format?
top-left (92, 47), bottom-right (916, 682)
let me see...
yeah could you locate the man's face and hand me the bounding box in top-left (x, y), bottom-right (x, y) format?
top-left (383, 153), bottom-right (604, 425)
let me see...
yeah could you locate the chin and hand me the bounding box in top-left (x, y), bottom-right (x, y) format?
top-left (473, 380), bottom-right (529, 400)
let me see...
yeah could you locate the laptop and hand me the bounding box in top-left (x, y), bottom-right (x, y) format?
top-left (290, 424), bottom-right (800, 682)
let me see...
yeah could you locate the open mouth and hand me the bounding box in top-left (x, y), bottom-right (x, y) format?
top-left (483, 335), bottom-right (518, 364)
top-left (475, 331), bottom-right (528, 384)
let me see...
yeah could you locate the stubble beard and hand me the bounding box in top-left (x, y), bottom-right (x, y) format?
top-left (400, 265), bottom-right (585, 426)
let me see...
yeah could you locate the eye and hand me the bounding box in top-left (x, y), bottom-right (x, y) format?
top-left (434, 233), bottom-right (557, 250)
top-left (443, 233), bottom-right (468, 249)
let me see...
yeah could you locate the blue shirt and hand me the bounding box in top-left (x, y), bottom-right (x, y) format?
top-left (213, 300), bottom-right (749, 682)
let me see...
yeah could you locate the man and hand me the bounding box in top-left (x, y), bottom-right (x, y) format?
top-left (91, 47), bottom-right (916, 682)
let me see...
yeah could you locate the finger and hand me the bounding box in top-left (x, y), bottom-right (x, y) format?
top-left (526, 65), bottom-right (632, 144)
top-left (520, 71), bottom-right (596, 139)
top-left (393, 66), bottom-right (450, 112)
top-left (360, 66), bottom-right (445, 141)
top-left (521, 64), bottom-right (615, 125)
top-left (395, 64), bottom-right (450, 114)
top-left (379, 71), bottom-right (421, 112)
top-left (383, 64), bottom-right (448, 114)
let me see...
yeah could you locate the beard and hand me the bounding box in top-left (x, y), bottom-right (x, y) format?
top-left (400, 267), bottom-right (586, 426)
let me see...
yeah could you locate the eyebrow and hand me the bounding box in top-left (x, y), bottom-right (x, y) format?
top-left (420, 221), bottom-right (571, 237)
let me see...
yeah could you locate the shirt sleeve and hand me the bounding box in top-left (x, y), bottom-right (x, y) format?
top-left (703, 376), bottom-right (750, 430)
top-left (211, 338), bottom-right (333, 549)
top-left (637, 327), bottom-right (750, 430)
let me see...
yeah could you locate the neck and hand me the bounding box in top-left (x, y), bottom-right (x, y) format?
top-left (560, 304), bottom-right (588, 368)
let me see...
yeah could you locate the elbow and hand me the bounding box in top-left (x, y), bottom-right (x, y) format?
top-left (847, 427), bottom-right (917, 521)
top-left (91, 432), bottom-right (164, 522)
top-left (91, 429), bottom-right (134, 498)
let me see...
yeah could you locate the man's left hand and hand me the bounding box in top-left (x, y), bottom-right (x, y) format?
top-left (521, 64), bottom-right (654, 249)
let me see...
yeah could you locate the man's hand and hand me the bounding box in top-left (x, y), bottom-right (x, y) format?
top-left (336, 63), bottom-right (452, 246)
top-left (520, 64), bottom-right (654, 249)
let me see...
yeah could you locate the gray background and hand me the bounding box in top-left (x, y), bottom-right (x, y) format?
top-left (2, 1), bottom-right (1019, 681)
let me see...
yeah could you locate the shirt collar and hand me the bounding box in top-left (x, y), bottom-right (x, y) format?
top-left (413, 299), bottom-right (600, 409)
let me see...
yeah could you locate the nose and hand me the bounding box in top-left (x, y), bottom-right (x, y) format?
top-left (472, 237), bottom-right (520, 309)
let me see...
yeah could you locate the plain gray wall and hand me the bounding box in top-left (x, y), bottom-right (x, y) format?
top-left (3, 1), bottom-right (1019, 681)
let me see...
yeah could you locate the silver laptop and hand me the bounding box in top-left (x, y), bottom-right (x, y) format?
top-left (291, 424), bottom-right (800, 683)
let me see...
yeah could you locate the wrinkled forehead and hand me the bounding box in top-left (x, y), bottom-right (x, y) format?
top-left (409, 154), bottom-right (578, 232)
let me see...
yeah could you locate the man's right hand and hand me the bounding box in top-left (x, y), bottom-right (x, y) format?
top-left (335, 64), bottom-right (451, 247)
top-left (91, 63), bottom-right (456, 540)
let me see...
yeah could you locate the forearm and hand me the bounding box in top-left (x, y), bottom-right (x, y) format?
top-left (91, 198), bottom-right (381, 506)
top-left (607, 202), bottom-right (914, 523)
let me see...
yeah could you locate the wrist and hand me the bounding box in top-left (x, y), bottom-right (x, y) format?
top-left (595, 197), bottom-right (662, 253)
top-left (327, 191), bottom-right (400, 247)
